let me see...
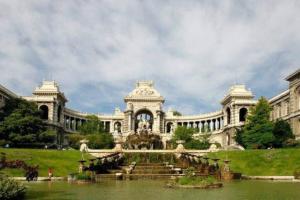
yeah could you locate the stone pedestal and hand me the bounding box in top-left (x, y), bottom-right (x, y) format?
top-left (175, 140), bottom-right (185, 152)
top-left (221, 159), bottom-right (234, 180)
top-left (78, 160), bottom-right (86, 173)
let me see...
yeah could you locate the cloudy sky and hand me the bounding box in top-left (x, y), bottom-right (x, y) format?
top-left (0, 0), bottom-right (299, 115)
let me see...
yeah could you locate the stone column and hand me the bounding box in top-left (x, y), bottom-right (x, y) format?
top-left (64, 116), bottom-right (67, 129)
top-left (72, 118), bottom-right (75, 130)
top-left (68, 117), bottom-right (71, 130)
top-left (110, 121), bottom-right (114, 133)
top-left (128, 111), bottom-right (132, 131)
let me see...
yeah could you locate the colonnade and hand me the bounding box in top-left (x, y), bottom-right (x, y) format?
top-left (166, 117), bottom-right (224, 133)
top-left (63, 115), bottom-right (112, 132)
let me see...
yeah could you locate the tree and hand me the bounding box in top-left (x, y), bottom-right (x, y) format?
top-left (173, 110), bottom-right (182, 116)
top-left (273, 119), bottom-right (294, 147)
top-left (79, 115), bottom-right (104, 135)
top-left (171, 126), bottom-right (211, 149)
top-left (239, 97), bottom-right (274, 149)
top-left (78, 115), bottom-right (114, 149)
top-left (234, 127), bottom-right (244, 147)
top-left (0, 98), bottom-right (47, 146)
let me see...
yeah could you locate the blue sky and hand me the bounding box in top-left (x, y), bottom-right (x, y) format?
top-left (0, 0), bottom-right (299, 115)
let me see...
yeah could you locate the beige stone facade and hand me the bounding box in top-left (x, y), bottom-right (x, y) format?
top-left (1, 69), bottom-right (300, 147)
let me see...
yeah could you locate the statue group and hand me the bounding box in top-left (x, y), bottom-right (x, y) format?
top-left (136, 119), bottom-right (152, 135)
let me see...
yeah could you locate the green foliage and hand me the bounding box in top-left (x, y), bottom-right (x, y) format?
top-left (294, 168), bottom-right (300, 179)
top-left (273, 119), bottom-right (294, 148)
top-left (86, 133), bottom-right (114, 149)
top-left (183, 167), bottom-right (195, 177)
top-left (234, 128), bottom-right (243, 147)
top-left (236, 98), bottom-right (295, 149)
top-left (0, 174), bottom-right (26, 200)
top-left (0, 98), bottom-right (53, 147)
top-left (173, 110), bottom-right (182, 116)
top-left (38, 130), bottom-right (57, 143)
top-left (172, 126), bottom-right (196, 142)
top-left (70, 115), bottom-right (113, 149)
top-left (67, 134), bottom-right (85, 149)
top-left (172, 126), bottom-right (211, 149)
top-left (75, 172), bottom-right (91, 180)
top-left (238, 97), bottom-right (275, 149)
top-left (178, 175), bottom-right (217, 186)
top-left (79, 115), bottom-right (104, 135)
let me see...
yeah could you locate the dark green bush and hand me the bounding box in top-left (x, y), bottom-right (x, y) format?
top-left (86, 133), bottom-right (114, 149)
top-left (76, 173), bottom-right (91, 180)
top-left (67, 134), bottom-right (84, 149)
top-left (0, 174), bottom-right (26, 200)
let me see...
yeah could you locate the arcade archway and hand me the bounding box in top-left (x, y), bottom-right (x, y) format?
top-left (134, 109), bottom-right (153, 132)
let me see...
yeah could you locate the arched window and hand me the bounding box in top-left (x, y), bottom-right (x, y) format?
top-left (134, 109), bottom-right (153, 132)
top-left (57, 105), bottom-right (62, 122)
top-left (114, 122), bottom-right (122, 133)
top-left (39, 105), bottom-right (49, 120)
top-left (166, 122), bottom-right (173, 133)
top-left (239, 108), bottom-right (248, 122)
top-left (226, 107), bottom-right (231, 125)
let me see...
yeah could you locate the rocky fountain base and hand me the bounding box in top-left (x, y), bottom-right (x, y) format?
top-left (125, 130), bottom-right (163, 150)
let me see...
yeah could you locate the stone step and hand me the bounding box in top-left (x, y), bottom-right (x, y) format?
top-left (134, 166), bottom-right (168, 169)
top-left (132, 170), bottom-right (173, 174)
top-left (135, 163), bottom-right (166, 166)
top-left (95, 173), bottom-right (183, 181)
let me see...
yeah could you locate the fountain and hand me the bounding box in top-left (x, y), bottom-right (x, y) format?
top-left (125, 119), bottom-right (163, 149)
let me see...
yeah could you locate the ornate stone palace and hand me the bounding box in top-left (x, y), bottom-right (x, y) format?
top-left (1, 69), bottom-right (300, 148)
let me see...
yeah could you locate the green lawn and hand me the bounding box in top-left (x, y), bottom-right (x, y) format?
top-left (209, 149), bottom-right (300, 176)
top-left (0, 148), bottom-right (91, 177)
top-left (1, 148), bottom-right (300, 177)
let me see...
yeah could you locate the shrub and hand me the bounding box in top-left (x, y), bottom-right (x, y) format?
top-left (76, 173), bottom-right (91, 181)
top-left (67, 134), bottom-right (84, 149)
top-left (39, 130), bottom-right (56, 143)
top-left (273, 120), bottom-right (294, 148)
top-left (172, 126), bottom-right (211, 149)
top-left (283, 139), bottom-right (300, 148)
top-left (0, 174), bottom-right (26, 200)
top-left (86, 133), bottom-right (114, 149)
top-left (294, 168), bottom-right (300, 179)
top-left (178, 176), bottom-right (217, 186)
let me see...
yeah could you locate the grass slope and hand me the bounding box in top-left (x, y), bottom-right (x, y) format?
top-left (1, 148), bottom-right (300, 177)
top-left (0, 148), bottom-right (91, 177)
top-left (209, 149), bottom-right (300, 176)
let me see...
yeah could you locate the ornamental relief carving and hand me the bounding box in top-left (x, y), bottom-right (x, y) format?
top-left (135, 88), bottom-right (155, 96)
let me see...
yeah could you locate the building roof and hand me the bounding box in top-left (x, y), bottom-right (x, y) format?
top-left (285, 68), bottom-right (300, 81)
top-left (221, 85), bottom-right (254, 105)
top-left (124, 80), bottom-right (164, 102)
top-left (0, 84), bottom-right (19, 98)
top-left (33, 81), bottom-right (67, 102)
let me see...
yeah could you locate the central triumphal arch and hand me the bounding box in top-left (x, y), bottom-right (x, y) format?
top-left (123, 81), bottom-right (164, 135)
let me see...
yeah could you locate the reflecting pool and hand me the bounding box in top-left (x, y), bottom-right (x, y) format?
top-left (25, 180), bottom-right (300, 200)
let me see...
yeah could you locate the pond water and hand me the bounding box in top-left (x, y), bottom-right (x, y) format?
top-left (25, 180), bottom-right (300, 200)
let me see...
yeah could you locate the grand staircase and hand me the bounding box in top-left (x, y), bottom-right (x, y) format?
top-left (95, 162), bottom-right (181, 181)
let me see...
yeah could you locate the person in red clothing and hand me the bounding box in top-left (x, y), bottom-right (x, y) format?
top-left (48, 168), bottom-right (53, 180)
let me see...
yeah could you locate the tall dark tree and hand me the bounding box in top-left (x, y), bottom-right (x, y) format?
top-left (0, 98), bottom-right (51, 146)
top-left (273, 119), bottom-right (294, 147)
top-left (240, 97), bottom-right (274, 149)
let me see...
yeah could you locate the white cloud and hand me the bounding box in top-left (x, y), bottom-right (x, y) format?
top-left (0, 0), bottom-right (299, 114)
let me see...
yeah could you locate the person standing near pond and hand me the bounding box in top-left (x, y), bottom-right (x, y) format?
top-left (48, 168), bottom-right (53, 180)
